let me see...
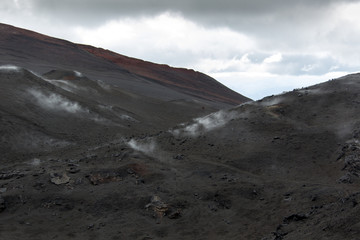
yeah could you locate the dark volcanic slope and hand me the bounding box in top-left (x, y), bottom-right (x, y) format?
top-left (153, 75), bottom-right (360, 239)
top-left (1, 69), bottom-right (360, 240)
top-left (78, 44), bottom-right (249, 105)
top-left (0, 23), bottom-right (250, 106)
top-left (2, 23), bottom-right (360, 240)
top-left (0, 67), bottom-right (217, 161)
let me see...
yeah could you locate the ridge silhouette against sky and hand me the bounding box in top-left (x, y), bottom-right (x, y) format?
top-left (1, 0), bottom-right (360, 99)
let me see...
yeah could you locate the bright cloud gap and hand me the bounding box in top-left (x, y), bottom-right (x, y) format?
top-left (70, 12), bottom-right (358, 100)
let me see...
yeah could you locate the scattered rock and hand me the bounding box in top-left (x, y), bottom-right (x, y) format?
top-left (338, 173), bottom-right (353, 184)
top-left (127, 163), bottom-right (148, 177)
top-left (338, 141), bottom-right (360, 183)
top-left (145, 196), bottom-right (183, 222)
top-left (223, 219), bottom-right (231, 224)
top-left (167, 209), bottom-right (181, 219)
top-left (173, 154), bottom-right (184, 160)
top-left (50, 172), bottom-right (70, 185)
top-left (208, 203), bottom-right (218, 212)
top-left (220, 174), bottom-right (237, 183)
top-left (75, 177), bottom-right (83, 185)
top-left (135, 179), bottom-right (145, 185)
top-left (283, 213), bottom-right (308, 224)
top-left (273, 228), bottom-right (288, 240)
top-left (145, 196), bottom-right (169, 224)
top-left (112, 152), bottom-right (121, 158)
top-left (214, 196), bottom-right (232, 209)
top-left (0, 171), bottom-right (25, 180)
top-left (66, 167), bottom-right (80, 174)
top-left (88, 171), bottom-right (123, 185)
top-left (272, 213), bottom-right (309, 239)
top-left (41, 197), bottom-right (74, 211)
top-left (0, 195), bottom-right (5, 212)
top-left (33, 182), bottom-right (46, 190)
top-left (127, 168), bottom-right (135, 175)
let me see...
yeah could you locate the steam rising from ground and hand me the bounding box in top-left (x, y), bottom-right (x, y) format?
top-left (296, 88), bottom-right (325, 95)
top-left (333, 121), bottom-right (359, 140)
top-left (172, 110), bottom-right (239, 136)
top-left (45, 80), bottom-right (85, 93)
top-left (96, 80), bottom-right (111, 91)
top-left (127, 138), bottom-right (171, 162)
top-left (27, 89), bottom-right (119, 125)
top-left (73, 70), bottom-right (83, 77)
top-left (28, 89), bottom-right (88, 114)
top-left (2, 130), bottom-right (70, 152)
top-left (128, 139), bottom-right (156, 154)
top-left (98, 105), bottom-right (137, 122)
top-left (30, 158), bottom-right (41, 166)
top-left (258, 96), bottom-right (283, 107)
top-left (0, 65), bottom-right (20, 71)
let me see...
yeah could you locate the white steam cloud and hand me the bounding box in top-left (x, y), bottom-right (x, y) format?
top-left (3, 130), bottom-right (71, 152)
top-left (127, 139), bottom-right (156, 154)
top-left (98, 105), bottom-right (137, 122)
top-left (172, 110), bottom-right (239, 136)
top-left (296, 88), bottom-right (324, 95)
top-left (45, 80), bottom-right (78, 93)
top-left (73, 70), bottom-right (83, 77)
top-left (127, 138), bottom-right (172, 162)
top-left (29, 158), bottom-right (41, 166)
top-left (258, 96), bottom-right (284, 107)
top-left (28, 89), bottom-right (88, 114)
top-left (45, 79), bottom-right (88, 93)
top-left (96, 80), bottom-right (111, 91)
top-left (28, 89), bottom-right (121, 125)
top-left (0, 65), bottom-right (20, 71)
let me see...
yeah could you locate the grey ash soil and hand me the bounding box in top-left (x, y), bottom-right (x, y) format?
top-left (1, 67), bottom-right (360, 239)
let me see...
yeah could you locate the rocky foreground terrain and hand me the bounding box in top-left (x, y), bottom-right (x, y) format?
top-left (1, 23), bottom-right (360, 240)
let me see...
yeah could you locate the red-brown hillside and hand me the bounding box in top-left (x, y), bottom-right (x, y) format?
top-left (0, 23), bottom-right (250, 105)
top-left (78, 45), bottom-right (250, 105)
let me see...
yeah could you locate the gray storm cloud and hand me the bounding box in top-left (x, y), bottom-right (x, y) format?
top-left (15, 0), bottom-right (358, 29)
top-left (29, 0), bottom-right (355, 15)
top-left (18, 0), bottom-right (360, 70)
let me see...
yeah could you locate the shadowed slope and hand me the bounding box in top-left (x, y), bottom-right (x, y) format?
top-left (1, 73), bottom-right (359, 240)
top-left (0, 67), bottom-right (219, 160)
top-left (0, 23), bottom-right (250, 107)
top-left (78, 44), bottom-right (250, 105)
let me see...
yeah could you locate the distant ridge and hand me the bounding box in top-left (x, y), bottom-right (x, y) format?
top-left (78, 44), bottom-right (250, 105)
top-left (0, 23), bottom-right (251, 106)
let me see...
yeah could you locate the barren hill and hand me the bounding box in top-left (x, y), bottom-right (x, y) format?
top-left (1, 23), bottom-right (360, 240)
top-left (0, 23), bottom-right (250, 106)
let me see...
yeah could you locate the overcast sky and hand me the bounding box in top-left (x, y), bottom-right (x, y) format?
top-left (2, 0), bottom-right (360, 99)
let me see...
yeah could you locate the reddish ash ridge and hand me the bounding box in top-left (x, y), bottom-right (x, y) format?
top-left (0, 23), bottom-right (250, 105)
top-left (78, 45), bottom-right (249, 105)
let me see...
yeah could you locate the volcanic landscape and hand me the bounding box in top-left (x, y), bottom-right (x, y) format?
top-left (1, 23), bottom-right (360, 240)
